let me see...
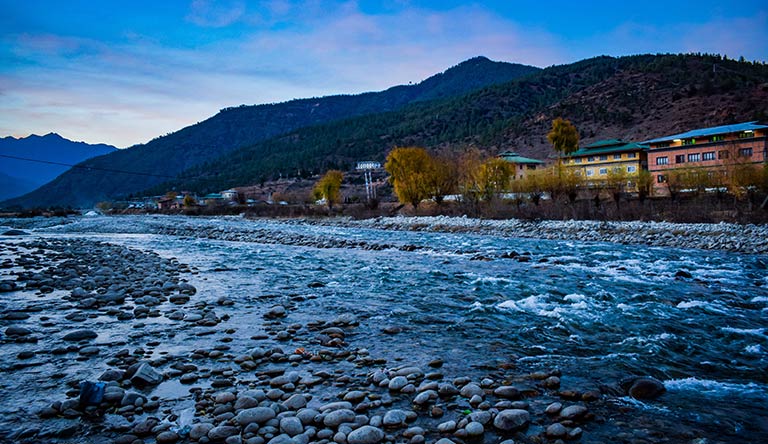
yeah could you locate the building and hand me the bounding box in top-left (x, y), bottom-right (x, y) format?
top-left (644, 121), bottom-right (768, 196)
top-left (497, 151), bottom-right (545, 180)
top-left (356, 161), bottom-right (382, 170)
top-left (221, 189), bottom-right (239, 201)
top-left (562, 139), bottom-right (648, 190)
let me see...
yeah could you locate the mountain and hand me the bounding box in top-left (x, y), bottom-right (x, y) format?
top-left (0, 171), bottom-right (37, 201)
top-left (0, 133), bottom-right (117, 201)
top-left (146, 53), bottom-right (768, 195)
top-left (2, 57), bottom-right (539, 208)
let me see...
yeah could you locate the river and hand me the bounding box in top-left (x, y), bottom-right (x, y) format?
top-left (1, 215), bottom-right (766, 443)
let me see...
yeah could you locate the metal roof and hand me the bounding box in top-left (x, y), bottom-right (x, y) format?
top-left (497, 151), bottom-right (544, 164)
top-left (568, 141), bottom-right (648, 157)
top-left (643, 121), bottom-right (768, 144)
top-left (582, 139), bottom-right (625, 149)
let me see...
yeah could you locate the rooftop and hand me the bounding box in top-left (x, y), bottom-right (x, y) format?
top-left (643, 121), bottom-right (768, 144)
top-left (497, 151), bottom-right (544, 164)
top-left (568, 140), bottom-right (648, 157)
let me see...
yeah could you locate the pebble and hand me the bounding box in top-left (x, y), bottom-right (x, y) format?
top-left (346, 425), bottom-right (385, 444)
top-left (493, 409), bottom-right (530, 431)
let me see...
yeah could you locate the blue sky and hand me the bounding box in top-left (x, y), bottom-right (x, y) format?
top-left (1, 0), bottom-right (766, 147)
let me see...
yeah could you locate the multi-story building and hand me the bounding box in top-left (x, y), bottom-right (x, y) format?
top-left (497, 151), bottom-right (545, 180)
top-left (562, 139), bottom-right (648, 189)
top-left (645, 121), bottom-right (768, 196)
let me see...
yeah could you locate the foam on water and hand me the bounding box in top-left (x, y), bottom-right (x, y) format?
top-left (665, 377), bottom-right (768, 398)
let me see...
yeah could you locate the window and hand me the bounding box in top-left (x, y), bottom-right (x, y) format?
top-left (656, 156), bottom-right (669, 165)
top-left (682, 138), bottom-right (696, 145)
top-left (702, 151), bottom-right (715, 161)
top-left (587, 156), bottom-right (595, 162)
top-left (627, 166), bottom-right (637, 173)
top-left (710, 135), bottom-right (724, 142)
top-left (599, 155), bottom-right (608, 161)
top-left (599, 168), bottom-right (608, 175)
top-left (739, 147), bottom-right (753, 157)
top-left (718, 150), bottom-right (730, 159)
top-left (655, 142), bottom-right (671, 148)
top-left (586, 169), bottom-right (594, 177)
top-left (675, 154), bottom-right (686, 164)
top-left (575, 158), bottom-right (582, 164)
top-left (613, 154), bottom-right (622, 160)
top-left (627, 152), bottom-right (637, 159)
top-left (738, 131), bottom-right (754, 139)
top-left (688, 153), bottom-right (701, 162)
top-left (657, 175), bottom-right (666, 183)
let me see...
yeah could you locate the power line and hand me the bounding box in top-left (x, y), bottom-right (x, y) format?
top-left (0, 153), bottom-right (178, 179)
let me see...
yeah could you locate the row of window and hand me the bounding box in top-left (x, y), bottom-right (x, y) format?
top-left (657, 170), bottom-right (729, 184)
top-left (663, 133), bottom-right (751, 147)
top-left (582, 165), bottom-right (637, 176)
top-left (571, 152), bottom-right (637, 163)
top-left (656, 148), bottom-right (753, 165)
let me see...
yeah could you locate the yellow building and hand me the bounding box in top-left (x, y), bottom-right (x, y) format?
top-left (563, 139), bottom-right (648, 189)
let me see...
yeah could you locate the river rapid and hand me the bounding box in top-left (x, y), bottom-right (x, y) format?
top-left (1, 215), bottom-right (766, 444)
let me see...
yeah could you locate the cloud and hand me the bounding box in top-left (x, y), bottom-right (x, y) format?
top-left (186, 0), bottom-right (246, 28)
top-left (1, 2), bottom-right (767, 147)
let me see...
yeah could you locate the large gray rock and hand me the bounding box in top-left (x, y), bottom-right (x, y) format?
top-left (388, 376), bottom-right (408, 391)
top-left (323, 409), bottom-right (356, 427)
top-left (493, 386), bottom-right (520, 399)
top-left (382, 409), bottom-right (407, 427)
top-left (208, 425), bottom-right (240, 441)
top-left (189, 423), bottom-right (214, 440)
top-left (493, 409), bottom-right (530, 431)
top-left (131, 363), bottom-right (163, 386)
top-left (628, 377), bottom-right (666, 400)
top-left (62, 329), bottom-right (98, 341)
top-left (347, 426), bottom-right (384, 444)
top-left (280, 417), bottom-right (304, 436)
top-left (559, 405), bottom-right (588, 420)
top-left (282, 394), bottom-right (308, 410)
top-left (235, 407), bottom-right (276, 426)
top-left (459, 383), bottom-right (484, 398)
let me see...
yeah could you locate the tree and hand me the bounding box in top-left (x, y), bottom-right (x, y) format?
top-left (313, 170), bottom-right (344, 210)
top-left (606, 167), bottom-right (628, 210)
top-left (547, 118), bottom-right (580, 169)
top-left (636, 170), bottom-right (654, 203)
top-left (476, 157), bottom-right (515, 202)
top-left (424, 154), bottom-right (458, 204)
top-left (385, 147), bottom-right (431, 209)
top-left (183, 194), bottom-right (197, 207)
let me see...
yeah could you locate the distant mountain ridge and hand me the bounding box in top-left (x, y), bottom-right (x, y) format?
top-left (147, 53), bottom-right (768, 195)
top-left (2, 57), bottom-right (539, 208)
top-left (0, 133), bottom-right (117, 201)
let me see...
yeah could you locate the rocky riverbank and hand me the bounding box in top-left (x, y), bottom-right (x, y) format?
top-left (311, 216), bottom-right (768, 255)
top-left (1, 232), bottom-right (680, 444)
top-left (4, 213), bottom-right (767, 255)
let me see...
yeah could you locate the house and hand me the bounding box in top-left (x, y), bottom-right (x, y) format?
top-left (221, 189), bottom-right (239, 201)
top-left (644, 121), bottom-right (768, 196)
top-left (497, 151), bottom-right (545, 180)
top-left (157, 196), bottom-right (177, 210)
top-left (202, 193), bottom-right (224, 206)
top-left (562, 139), bottom-right (648, 190)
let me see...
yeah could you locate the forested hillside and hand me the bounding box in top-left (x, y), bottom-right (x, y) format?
top-left (152, 54), bottom-right (768, 195)
top-left (3, 57), bottom-right (538, 208)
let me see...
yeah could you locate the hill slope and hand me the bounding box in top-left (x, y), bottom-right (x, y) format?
top-left (3, 57), bottom-right (539, 208)
top-left (150, 53), bottom-right (768, 195)
top-left (0, 133), bottom-right (117, 200)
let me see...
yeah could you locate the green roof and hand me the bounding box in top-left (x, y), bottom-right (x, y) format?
top-left (583, 139), bottom-right (625, 148)
top-left (643, 121), bottom-right (767, 144)
top-left (568, 141), bottom-right (648, 157)
top-left (497, 151), bottom-right (544, 164)
top-left (203, 193), bottom-right (223, 199)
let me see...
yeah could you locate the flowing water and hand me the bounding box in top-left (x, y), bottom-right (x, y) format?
top-left (1, 217), bottom-right (767, 442)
